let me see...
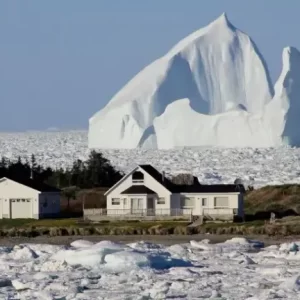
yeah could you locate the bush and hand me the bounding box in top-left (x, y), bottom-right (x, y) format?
top-left (172, 173), bottom-right (196, 185)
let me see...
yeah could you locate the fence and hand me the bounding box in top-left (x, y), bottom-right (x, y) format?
top-left (83, 208), bottom-right (192, 221)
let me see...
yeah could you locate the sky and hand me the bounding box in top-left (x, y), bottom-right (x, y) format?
top-left (0, 0), bottom-right (299, 131)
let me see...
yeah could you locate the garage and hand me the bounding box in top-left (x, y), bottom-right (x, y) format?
top-left (10, 199), bottom-right (32, 219)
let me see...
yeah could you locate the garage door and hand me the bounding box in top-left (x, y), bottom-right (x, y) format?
top-left (10, 199), bottom-right (32, 219)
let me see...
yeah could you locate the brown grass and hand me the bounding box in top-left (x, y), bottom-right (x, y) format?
top-left (245, 184), bottom-right (300, 215)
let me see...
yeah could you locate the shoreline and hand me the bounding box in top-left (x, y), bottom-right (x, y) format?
top-left (0, 234), bottom-right (298, 247)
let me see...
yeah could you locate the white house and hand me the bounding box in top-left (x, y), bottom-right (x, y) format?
top-left (101, 165), bottom-right (244, 221)
top-left (0, 177), bottom-right (61, 219)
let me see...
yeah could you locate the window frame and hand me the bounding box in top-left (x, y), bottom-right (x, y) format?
top-left (202, 198), bottom-right (208, 206)
top-left (157, 197), bottom-right (165, 205)
top-left (111, 198), bottom-right (121, 205)
top-left (214, 196), bottom-right (229, 208)
top-left (132, 171), bottom-right (144, 184)
top-left (181, 196), bottom-right (195, 208)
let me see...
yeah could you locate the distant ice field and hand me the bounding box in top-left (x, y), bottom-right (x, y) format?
top-left (0, 130), bottom-right (300, 187)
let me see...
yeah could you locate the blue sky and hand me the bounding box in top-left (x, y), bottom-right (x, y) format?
top-left (0, 0), bottom-right (299, 131)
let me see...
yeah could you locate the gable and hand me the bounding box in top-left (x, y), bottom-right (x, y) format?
top-left (105, 166), bottom-right (172, 196)
top-left (0, 178), bottom-right (40, 198)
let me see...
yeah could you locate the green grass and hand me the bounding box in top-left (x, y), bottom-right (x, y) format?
top-left (0, 218), bottom-right (190, 229)
top-left (0, 218), bottom-right (79, 228)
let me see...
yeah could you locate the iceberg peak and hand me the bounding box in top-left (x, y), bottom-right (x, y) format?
top-left (213, 12), bottom-right (230, 25)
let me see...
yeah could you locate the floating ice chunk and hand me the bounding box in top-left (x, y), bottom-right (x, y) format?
top-left (52, 241), bottom-right (127, 268)
top-left (104, 251), bottom-right (150, 270)
top-left (190, 240), bottom-right (213, 250)
top-left (279, 242), bottom-right (300, 252)
top-left (39, 259), bottom-right (70, 272)
top-left (32, 272), bottom-right (50, 280)
top-left (166, 244), bottom-right (189, 257)
top-left (279, 275), bottom-right (300, 291)
top-left (31, 291), bottom-right (54, 300)
top-left (256, 266), bottom-right (288, 276)
top-left (12, 279), bottom-right (29, 291)
top-left (20, 243), bottom-right (67, 256)
top-left (127, 241), bottom-right (163, 251)
top-left (11, 245), bottom-right (38, 260)
top-left (70, 239), bottom-right (95, 248)
top-left (92, 240), bottom-right (128, 250)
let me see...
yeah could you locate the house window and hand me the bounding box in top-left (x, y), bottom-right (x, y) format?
top-left (214, 197), bottom-right (229, 207)
top-left (112, 198), bottom-right (120, 205)
top-left (132, 171), bottom-right (144, 184)
top-left (157, 198), bottom-right (165, 205)
top-left (131, 198), bottom-right (143, 210)
top-left (10, 198), bottom-right (31, 203)
top-left (202, 198), bottom-right (208, 206)
top-left (181, 197), bottom-right (195, 207)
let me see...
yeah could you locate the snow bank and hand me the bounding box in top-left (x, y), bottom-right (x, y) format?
top-left (89, 13), bottom-right (300, 149)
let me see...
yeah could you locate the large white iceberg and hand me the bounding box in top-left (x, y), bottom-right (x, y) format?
top-left (89, 13), bottom-right (300, 149)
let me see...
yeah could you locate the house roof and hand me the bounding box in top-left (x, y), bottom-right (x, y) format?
top-left (105, 164), bottom-right (244, 196)
top-left (174, 184), bottom-right (245, 194)
top-left (139, 165), bottom-right (244, 194)
top-left (139, 165), bottom-right (176, 192)
top-left (121, 185), bottom-right (156, 195)
top-left (0, 176), bottom-right (61, 193)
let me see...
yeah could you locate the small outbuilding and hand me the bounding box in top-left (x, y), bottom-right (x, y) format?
top-left (0, 176), bottom-right (61, 219)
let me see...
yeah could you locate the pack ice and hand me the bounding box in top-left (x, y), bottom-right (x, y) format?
top-left (89, 13), bottom-right (300, 149)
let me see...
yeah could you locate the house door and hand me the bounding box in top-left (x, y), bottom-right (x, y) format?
top-left (131, 198), bottom-right (143, 215)
top-left (147, 197), bottom-right (155, 216)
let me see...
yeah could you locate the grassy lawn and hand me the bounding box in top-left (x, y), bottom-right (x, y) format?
top-left (0, 218), bottom-right (79, 228)
top-left (0, 218), bottom-right (190, 229)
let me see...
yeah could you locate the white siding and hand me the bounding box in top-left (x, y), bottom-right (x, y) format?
top-left (106, 166), bottom-right (172, 215)
top-left (180, 193), bottom-right (242, 216)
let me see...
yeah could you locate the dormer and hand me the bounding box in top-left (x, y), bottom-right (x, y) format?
top-left (132, 171), bottom-right (144, 184)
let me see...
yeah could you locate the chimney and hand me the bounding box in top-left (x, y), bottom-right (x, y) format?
top-left (162, 171), bottom-right (165, 182)
top-left (30, 168), bottom-right (33, 180)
